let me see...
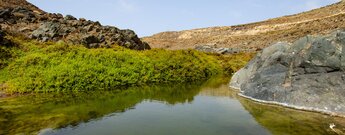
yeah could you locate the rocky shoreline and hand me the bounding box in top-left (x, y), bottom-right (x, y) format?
top-left (231, 84), bottom-right (345, 118)
top-left (230, 30), bottom-right (345, 117)
top-left (236, 90), bottom-right (345, 117)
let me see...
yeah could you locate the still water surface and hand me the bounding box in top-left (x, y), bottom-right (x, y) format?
top-left (0, 77), bottom-right (344, 135)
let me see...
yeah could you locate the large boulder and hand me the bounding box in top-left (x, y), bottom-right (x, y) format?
top-left (230, 30), bottom-right (345, 116)
top-left (81, 35), bottom-right (100, 48)
top-left (30, 21), bottom-right (62, 42)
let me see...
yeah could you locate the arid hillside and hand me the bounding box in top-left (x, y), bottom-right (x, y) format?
top-left (0, 0), bottom-right (44, 13)
top-left (0, 0), bottom-right (150, 50)
top-left (143, 1), bottom-right (345, 50)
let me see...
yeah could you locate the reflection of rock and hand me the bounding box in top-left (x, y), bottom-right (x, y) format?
top-left (238, 97), bottom-right (345, 135)
top-left (230, 30), bottom-right (345, 116)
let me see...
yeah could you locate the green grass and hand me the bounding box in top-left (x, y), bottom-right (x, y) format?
top-left (0, 36), bottom-right (253, 93)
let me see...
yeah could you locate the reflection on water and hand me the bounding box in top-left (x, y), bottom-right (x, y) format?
top-left (0, 76), bottom-right (344, 135)
top-left (40, 77), bottom-right (270, 135)
top-left (0, 77), bottom-right (227, 135)
top-left (239, 97), bottom-right (345, 135)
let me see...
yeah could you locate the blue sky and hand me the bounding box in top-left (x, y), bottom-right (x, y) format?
top-left (28, 0), bottom-right (339, 37)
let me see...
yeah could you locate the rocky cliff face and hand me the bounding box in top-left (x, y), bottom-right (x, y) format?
top-left (143, 2), bottom-right (345, 50)
top-left (230, 30), bottom-right (345, 116)
top-left (0, 1), bottom-right (150, 50)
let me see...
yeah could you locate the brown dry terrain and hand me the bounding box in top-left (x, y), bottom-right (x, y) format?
top-left (143, 1), bottom-right (345, 50)
top-left (0, 0), bottom-right (44, 13)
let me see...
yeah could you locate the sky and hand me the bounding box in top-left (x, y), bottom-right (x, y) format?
top-left (28, 0), bottom-right (339, 37)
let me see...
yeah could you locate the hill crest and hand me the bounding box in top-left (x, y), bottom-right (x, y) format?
top-left (143, 1), bottom-right (345, 50)
top-left (0, 0), bottom-right (44, 13)
top-left (0, 0), bottom-right (150, 50)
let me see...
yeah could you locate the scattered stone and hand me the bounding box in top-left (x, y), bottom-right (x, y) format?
top-left (195, 44), bottom-right (253, 54)
top-left (64, 14), bottom-right (76, 20)
top-left (82, 35), bottom-right (100, 47)
top-left (31, 21), bottom-right (61, 41)
top-left (79, 18), bottom-right (86, 22)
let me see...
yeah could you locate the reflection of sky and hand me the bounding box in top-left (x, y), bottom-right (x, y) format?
top-left (28, 0), bottom-right (339, 37)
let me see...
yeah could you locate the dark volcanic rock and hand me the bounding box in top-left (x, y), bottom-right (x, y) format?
top-left (81, 35), bottom-right (100, 48)
top-left (31, 21), bottom-right (61, 41)
top-left (0, 0), bottom-right (45, 14)
top-left (230, 30), bottom-right (345, 116)
top-left (0, 6), bottom-right (150, 50)
top-left (64, 15), bottom-right (76, 20)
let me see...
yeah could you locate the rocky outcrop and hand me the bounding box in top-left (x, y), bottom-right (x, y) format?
top-left (195, 44), bottom-right (255, 54)
top-left (0, 6), bottom-right (150, 50)
top-left (230, 30), bottom-right (345, 116)
top-left (0, 0), bottom-right (45, 14)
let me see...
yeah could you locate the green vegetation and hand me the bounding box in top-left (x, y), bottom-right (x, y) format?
top-left (210, 52), bottom-right (255, 73)
top-left (0, 41), bottom-right (19, 69)
top-left (0, 36), bottom-right (253, 93)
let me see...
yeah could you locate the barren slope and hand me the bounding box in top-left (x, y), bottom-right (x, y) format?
top-left (143, 1), bottom-right (345, 50)
top-left (0, 0), bottom-right (44, 13)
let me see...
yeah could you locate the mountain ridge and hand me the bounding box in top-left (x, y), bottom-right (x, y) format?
top-left (143, 1), bottom-right (345, 50)
top-left (0, 0), bottom-right (150, 50)
top-left (0, 0), bottom-right (44, 13)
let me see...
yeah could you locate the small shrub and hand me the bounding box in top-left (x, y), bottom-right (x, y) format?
top-left (209, 52), bottom-right (256, 74)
